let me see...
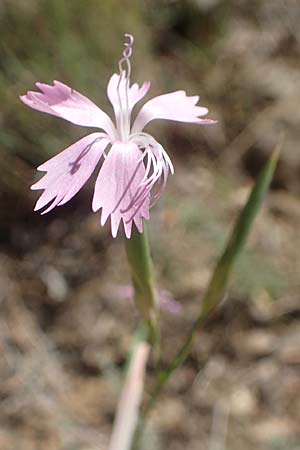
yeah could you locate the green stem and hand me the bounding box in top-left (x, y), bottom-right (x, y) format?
top-left (125, 224), bottom-right (159, 350)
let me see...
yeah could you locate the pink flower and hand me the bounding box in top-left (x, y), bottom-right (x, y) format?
top-left (21, 34), bottom-right (216, 238)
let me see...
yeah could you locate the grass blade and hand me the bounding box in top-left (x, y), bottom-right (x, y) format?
top-left (141, 142), bottom-right (281, 424)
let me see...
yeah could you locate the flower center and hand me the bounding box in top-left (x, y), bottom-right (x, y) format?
top-left (117, 34), bottom-right (134, 141)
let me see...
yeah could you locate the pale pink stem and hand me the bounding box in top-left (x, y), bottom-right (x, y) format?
top-left (108, 341), bottom-right (150, 450)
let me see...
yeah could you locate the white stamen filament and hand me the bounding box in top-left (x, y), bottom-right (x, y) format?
top-left (130, 132), bottom-right (174, 175)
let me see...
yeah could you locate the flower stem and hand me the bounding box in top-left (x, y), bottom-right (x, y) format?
top-left (125, 224), bottom-right (159, 350)
top-left (109, 326), bottom-right (150, 450)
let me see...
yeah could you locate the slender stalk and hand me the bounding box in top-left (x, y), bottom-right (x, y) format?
top-left (125, 224), bottom-right (159, 349)
top-left (109, 328), bottom-right (150, 450)
top-left (136, 143), bottom-right (281, 436)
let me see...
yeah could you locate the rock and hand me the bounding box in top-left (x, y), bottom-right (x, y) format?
top-left (250, 417), bottom-right (297, 443)
top-left (277, 330), bottom-right (300, 365)
top-left (230, 387), bottom-right (257, 417)
top-left (156, 398), bottom-right (187, 433)
top-left (232, 330), bottom-right (276, 358)
top-left (250, 290), bottom-right (276, 323)
top-left (40, 266), bottom-right (68, 302)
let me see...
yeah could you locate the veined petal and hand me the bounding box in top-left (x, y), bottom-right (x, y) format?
top-left (32, 133), bottom-right (110, 213)
top-left (92, 141), bottom-right (150, 238)
top-left (20, 81), bottom-right (117, 138)
top-left (132, 90), bottom-right (217, 132)
top-left (107, 73), bottom-right (150, 122)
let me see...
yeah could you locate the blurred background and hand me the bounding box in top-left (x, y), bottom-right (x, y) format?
top-left (0, 0), bottom-right (300, 449)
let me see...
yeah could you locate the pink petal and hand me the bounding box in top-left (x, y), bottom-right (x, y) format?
top-left (20, 81), bottom-right (116, 138)
top-left (92, 141), bottom-right (150, 238)
top-left (132, 90), bottom-right (217, 132)
top-left (107, 73), bottom-right (150, 120)
top-left (32, 133), bottom-right (109, 213)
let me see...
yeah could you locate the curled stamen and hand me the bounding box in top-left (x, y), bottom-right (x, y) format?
top-left (142, 148), bottom-right (153, 182)
top-left (123, 33), bottom-right (134, 59)
top-left (118, 34), bottom-right (134, 82)
top-left (141, 158), bottom-right (163, 188)
top-left (120, 34), bottom-right (134, 62)
top-left (132, 132), bottom-right (175, 175)
top-left (117, 34), bottom-right (134, 140)
top-left (151, 164), bottom-right (169, 207)
top-left (140, 148), bottom-right (157, 184)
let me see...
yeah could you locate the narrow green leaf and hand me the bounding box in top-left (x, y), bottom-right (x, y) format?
top-left (200, 141), bottom-right (281, 318)
top-left (140, 142), bottom-right (281, 425)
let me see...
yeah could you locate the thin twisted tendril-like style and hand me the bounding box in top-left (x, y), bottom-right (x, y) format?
top-left (117, 34), bottom-right (134, 140)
